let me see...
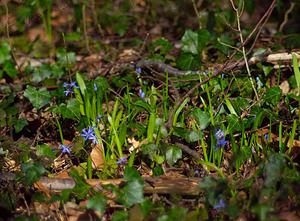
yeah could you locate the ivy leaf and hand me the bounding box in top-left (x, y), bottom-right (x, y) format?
top-left (117, 167), bottom-right (144, 207)
top-left (24, 86), bottom-right (51, 109)
top-left (166, 146), bottom-right (182, 166)
top-left (3, 61), bottom-right (18, 78)
top-left (112, 211), bottom-right (128, 221)
top-left (181, 30), bottom-right (199, 55)
top-left (14, 118), bottom-right (28, 133)
top-left (86, 193), bottom-right (107, 213)
top-left (0, 42), bottom-right (11, 64)
top-left (21, 162), bottom-right (46, 186)
top-left (263, 87), bottom-right (281, 107)
top-left (173, 127), bottom-right (202, 143)
top-left (32, 64), bottom-right (52, 83)
top-left (36, 144), bottom-right (56, 159)
top-left (197, 29), bottom-right (210, 52)
top-left (191, 109), bottom-right (210, 130)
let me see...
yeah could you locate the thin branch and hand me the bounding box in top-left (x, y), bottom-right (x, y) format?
top-left (230, 0), bottom-right (259, 100)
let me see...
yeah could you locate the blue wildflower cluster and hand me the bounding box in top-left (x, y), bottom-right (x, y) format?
top-left (63, 81), bottom-right (79, 96)
top-left (60, 144), bottom-right (71, 154)
top-left (138, 88), bottom-right (145, 99)
top-left (214, 129), bottom-right (228, 150)
top-left (213, 199), bottom-right (226, 210)
top-left (81, 127), bottom-right (98, 144)
top-left (135, 66), bottom-right (142, 75)
top-left (117, 156), bottom-right (127, 165)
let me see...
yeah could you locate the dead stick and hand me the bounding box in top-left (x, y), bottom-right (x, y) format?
top-left (0, 173), bottom-right (202, 196)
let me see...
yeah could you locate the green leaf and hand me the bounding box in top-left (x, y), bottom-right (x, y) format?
top-left (197, 29), bottom-right (210, 52)
top-left (94, 76), bottom-right (109, 97)
top-left (52, 98), bottom-right (80, 119)
top-left (76, 72), bottom-right (87, 96)
top-left (191, 109), bottom-right (211, 130)
top-left (230, 97), bottom-right (250, 116)
top-left (112, 210), bottom-right (128, 221)
top-left (141, 143), bottom-right (158, 160)
top-left (292, 53), bottom-right (300, 93)
top-left (24, 86), bottom-right (51, 109)
top-left (147, 112), bottom-right (156, 143)
top-left (176, 52), bottom-right (201, 70)
top-left (166, 146), bottom-right (182, 166)
top-left (32, 64), bottom-right (53, 82)
top-left (263, 87), bottom-right (281, 107)
top-left (14, 118), bottom-right (28, 133)
top-left (3, 61), bottom-right (18, 78)
top-left (173, 127), bottom-right (202, 143)
top-left (0, 42), bottom-right (11, 64)
top-left (86, 193), bottom-right (107, 213)
top-left (227, 114), bottom-right (241, 133)
top-left (124, 166), bottom-right (141, 181)
top-left (36, 144), bottom-right (56, 159)
top-left (21, 162), bottom-right (46, 185)
top-left (119, 179), bottom-right (144, 207)
top-left (181, 30), bottom-right (199, 55)
top-left (134, 100), bottom-right (152, 113)
top-left (263, 153), bottom-right (286, 188)
top-left (69, 169), bottom-right (91, 200)
top-left (56, 50), bottom-right (76, 68)
top-left (150, 37), bottom-right (173, 55)
top-left (118, 167), bottom-right (144, 207)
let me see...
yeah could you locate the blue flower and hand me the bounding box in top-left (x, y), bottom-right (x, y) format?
top-left (63, 81), bottom-right (79, 96)
top-left (117, 157), bottom-right (127, 165)
top-left (214, 129), bottom-right (228, 150)
top-left (139, 88), bottom-right (145, 99)
top-left (69, 81), bottom-right (79, 89)
top-left (94, 83), bottom-right (97, 92)
top-left (60, 144), bottom-right (71, 154)
top-left (135, 66), bottom-right (142, 75)
top-left (213, 199), bottom-right (226, 210)
top-left (264, 133), bottom-right (269, 141)
top-left (81, 127), bottom-right (98, 144)
top-left (64, 88), bottom-right (73, 96)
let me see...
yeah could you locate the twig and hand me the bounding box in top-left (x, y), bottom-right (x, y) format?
top-left (279, 2), bottom-right (295, 32)
top-left (230, 0), bottom-right (259, 101)
top-left (82, 4), bottom-right (90, 53)
top-left (175, 142), bottom-right (201, 160)
top-left (247, 0), bottom-right (277, 55)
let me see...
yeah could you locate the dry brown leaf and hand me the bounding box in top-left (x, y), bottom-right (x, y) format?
top-left (118, 49), bottom-right (139, 62)
top-left (280, 80), bottom-right (290, 95)
top-left (27, 27), bottom-right (49, 42)
top-left (128, 137), bottom-right (148, 153)
top-left (34, 181), bottom-right (51, 199)
top-left (90, 143), bottom-right (105, 169)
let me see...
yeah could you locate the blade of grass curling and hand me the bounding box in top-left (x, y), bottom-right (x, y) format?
top-left (107, 114), bottom-right (123, 157)
top-left (76, 72), bottom-right (87, 96)
top-left (279, 121), bottom-right (283, 152)
top-left (225, 98), bottom-right (238, 116)
top-left (74, 87), bottom-right (85, 115)
top-left (288, 120), bottom-right (297, 154)
top-left (87, 156), bottom-right (92, 179)
top-left (173, 98), bottom-right (190, 126)
top-left (292, 53), bottom-right (300, 94)
top-left (147, 112), bottom-right (156, 143)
